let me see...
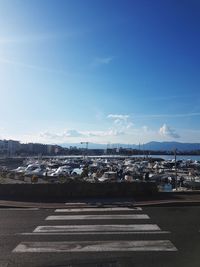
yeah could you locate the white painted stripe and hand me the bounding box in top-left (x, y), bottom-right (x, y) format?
top-left (13, 240), bottom-right (177, 252)
top-left (65, 203), bottom-right (135, 206)
top-left (55, 207), bottom-right (142, 212)
top-left (65, 202), bottom-right (87, 205)
top-left (46, 214), bottom-right (149, 220)
top-left (18, 230), bottom-right (171, 236)
top-left (34, 224), bottom-right (160, 233)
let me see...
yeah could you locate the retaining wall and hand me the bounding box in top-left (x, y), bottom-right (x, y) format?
top-left (0, 182), bottom-right (157, 199)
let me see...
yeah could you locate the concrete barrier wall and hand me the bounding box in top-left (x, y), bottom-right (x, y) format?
top-left (0, 182), bottom-right (157, 199)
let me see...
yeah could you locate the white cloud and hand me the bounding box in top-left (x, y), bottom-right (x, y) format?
top-left (82, 129), bottom-right (125, 137)
top-left (96, 57), bottom-right (113, 64)
top-left (107, 114), bottom-right (133, 132)
top-left (40, 129), bottom-right (85, 140)
top-left (107, 114), bottom-right (133, 136)
top-left (38, 128), bottom-right (126, 144)
top-left (39, 132), bottom-right (58, 139)
top-left (159, 124), bottom-right (180, 139)
top-left (62, 130), bottom-right (84, 137)
top-left (91, 57), bottom-right (113, 67)
top-left (132, 112), bottom-right (200, 119)
top-left (99, 129), bottom-right (125, 136)
top-left (107, 114), bottom-right (130, 121)
top-left (6, 124), bottom-right (200, 144)
top-left (37, 114), bottom-right (132, 143)
top-left (126, 122), bottom-right (134, 129)
top-left (142, 126), bottom-right (149, 132)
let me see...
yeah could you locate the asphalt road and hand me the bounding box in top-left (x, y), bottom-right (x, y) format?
top-left (0, 205), bottom-right (200, 267)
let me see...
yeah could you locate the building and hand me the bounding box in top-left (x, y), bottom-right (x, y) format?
top-left (0, 140), bottom-right (21, 156)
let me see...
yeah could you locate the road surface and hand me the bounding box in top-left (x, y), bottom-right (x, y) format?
top-left (0, 205), bottom-right (200, 267)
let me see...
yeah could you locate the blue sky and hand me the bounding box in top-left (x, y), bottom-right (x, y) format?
top-left (0, 0), bottom-right (200, 144)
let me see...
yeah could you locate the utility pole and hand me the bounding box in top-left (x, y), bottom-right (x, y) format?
top-left (80, 142), bottom-right (89, 160)
top-left (143, 143), bottom-right (145, 158)
top-left (174, 148), bottom-right (178, 190)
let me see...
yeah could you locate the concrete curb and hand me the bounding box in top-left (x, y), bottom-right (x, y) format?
top-left (1, 198), bottom-right (200, 209)
top-left (0, 199), bottom-right (136, 209)
top-left (135, 200), bottom-right (200, 207)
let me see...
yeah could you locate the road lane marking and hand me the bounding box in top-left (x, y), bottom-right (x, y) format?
top-left (33, 224), bottom-right (161, 233)
top-left (65, 203), bottom-right (135, 206)
top-left (18, 230), bottom-right (171, 236)
top-left (55, 207), bottom-right (142, 212)
top-left (46, 214), bottom-right (149, 220)
top-left (13, 240), bottom-right (177, 252)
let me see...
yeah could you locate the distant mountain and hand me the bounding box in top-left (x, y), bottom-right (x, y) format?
top-left (144, 141), bottom-right (200, 151)
top-left (59, 142), bottom-right (138, 149)
top-left (59, 141), bottom-right (200, 151)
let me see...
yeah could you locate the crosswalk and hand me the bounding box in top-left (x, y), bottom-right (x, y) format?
top-left (13, 206), bottom-right (177, 253)
top-left (45, 214), bottom-right (150, 220)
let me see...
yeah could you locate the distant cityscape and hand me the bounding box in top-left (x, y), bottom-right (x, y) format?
top-left (1, 139), bottom-right (200, 157)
